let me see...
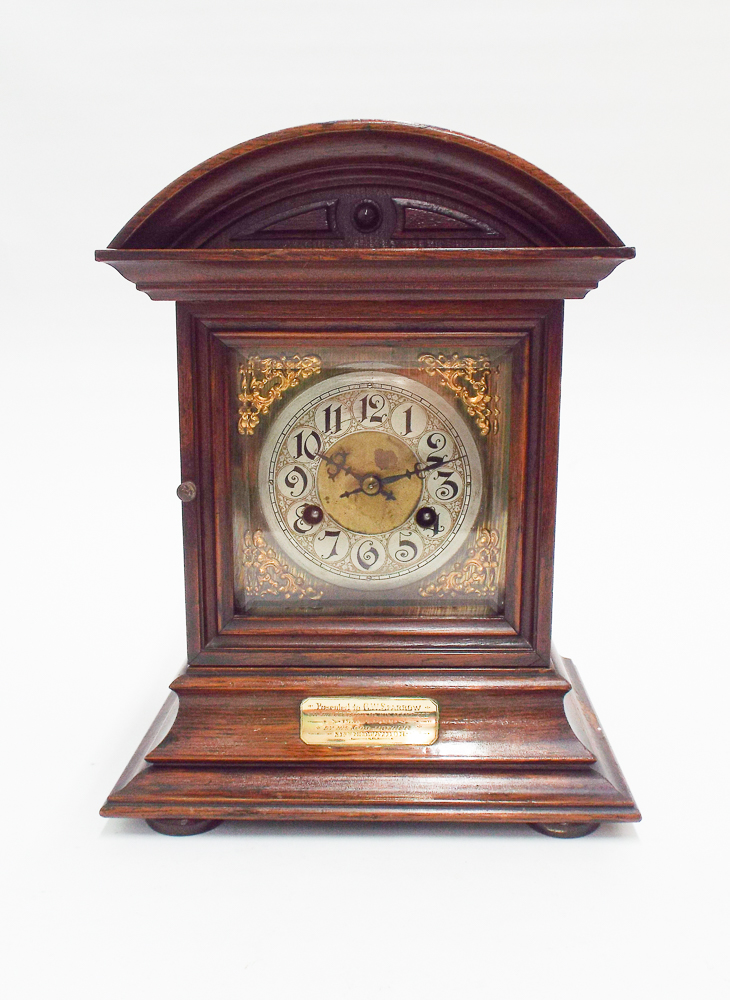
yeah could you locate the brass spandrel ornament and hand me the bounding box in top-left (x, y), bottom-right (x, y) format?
top-left (419, 527), bottom-right (500, 598)
top-left (238, 354), bottom-right (321, 435)
top-left (419, 352), bottom-right (499, 436)
top-left (241, 530), bottom-right (323, 600)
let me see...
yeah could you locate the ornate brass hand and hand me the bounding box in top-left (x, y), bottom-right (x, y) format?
top-left (320, 448), bottom-right (361, 484)
top-left (314, 447), bottom-right (398, 500)
top-left (308, 447), bottom-right (361, 484)
top-left (339, 475), bottom-right (397, 501)
top-left (379, 454), bottom-right (449, 485)
top-left (339, 456), bottom-right (450, 501)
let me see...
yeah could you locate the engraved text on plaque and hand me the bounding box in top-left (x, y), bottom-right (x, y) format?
top-left (300, 697), bottom-right (439, 746)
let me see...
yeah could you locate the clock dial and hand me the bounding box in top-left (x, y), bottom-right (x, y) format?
top-left (258, 373), bottom-right (482, 590)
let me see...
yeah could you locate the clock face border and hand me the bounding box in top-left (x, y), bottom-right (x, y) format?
top-left (174, 299), bottom-right (563, 669)
top-left (258, 371), bottom-right (484, 591)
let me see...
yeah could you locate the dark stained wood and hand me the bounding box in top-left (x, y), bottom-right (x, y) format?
top-left (95, 247), bottom-right (634, 301)
top-left (167, 312), bottom-right (560, 669)
top-left (103, 650), bottom-right (640, 826)
top-left (555, 649), bottom-right (638, 805)
top-left (107, 121), bottom-right (626, 250)
top-left (101, 651), bottom-right (639, 826)
top-left (146, 668), bottom-right (595, 766)
top-left (98, 120), bottom-right (639, 831)
top-left (105, 767), bottom-right (639, 824)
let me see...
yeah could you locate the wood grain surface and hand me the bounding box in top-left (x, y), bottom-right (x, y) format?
top-left (98, 120), bottom-right (638, 829)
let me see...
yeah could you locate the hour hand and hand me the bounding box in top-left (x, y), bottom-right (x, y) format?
top-left (318, 449), bottom-right (363, 483)
top-left (340, 476), bottom-right (396, 501)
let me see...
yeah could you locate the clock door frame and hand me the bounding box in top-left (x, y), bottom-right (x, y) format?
top-left (177, 296), bottom-right (563, 669)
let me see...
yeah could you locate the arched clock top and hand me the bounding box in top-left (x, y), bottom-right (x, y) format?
top-left (107, 120), bottom-right (627, 251)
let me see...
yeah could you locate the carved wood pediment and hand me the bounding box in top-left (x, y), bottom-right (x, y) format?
top-left (216, 189), bottom-right (509, 249)
top-left (109, 121), bottom-right (626, 251)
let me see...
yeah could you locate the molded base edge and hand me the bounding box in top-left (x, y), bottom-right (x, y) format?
top-left (100, 649), bottom-right (640, 826)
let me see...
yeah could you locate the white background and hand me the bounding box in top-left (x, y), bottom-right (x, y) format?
top-left (2, 1), bottom-right (728, 997)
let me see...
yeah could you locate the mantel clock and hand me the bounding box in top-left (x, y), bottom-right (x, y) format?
top-left (98, 121), bottom-right (640, 837)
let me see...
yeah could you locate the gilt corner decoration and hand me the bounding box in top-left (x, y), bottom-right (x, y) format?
top-left (419, 527), bottom-right (500, 598)
top-left (238, 354), bottom-right (321, 435)
top-left (241, 530), bottom-right (324, 601)
top-left (419, 353), bottom-right (499, 436)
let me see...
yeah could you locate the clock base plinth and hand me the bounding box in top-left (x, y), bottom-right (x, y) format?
top-left (101, 650), bottom-right (640, 831)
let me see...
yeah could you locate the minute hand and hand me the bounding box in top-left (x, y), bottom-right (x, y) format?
top-left (379, 455), bottom-right (450, 485)
top-left (338, 457), bottom-right (451, 501)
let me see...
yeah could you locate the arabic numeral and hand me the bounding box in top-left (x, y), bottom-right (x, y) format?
top-left (313, 528), bottom-right (347, 561)
top-left (434, 470), bottom-right (460, 501)
top-left (415, 505), bottom-right (444, 536)
top-left (322, 530), bottom-right (341, 559)
top-left (426, 432), bottom-right (447, 463)
top-left (292, 504), bottom-right (313, 534)
top-left (359, 394), bottom-right (386, 424)
top-left (394, 531), bottom-right (418, 563)
top-left (356, 540), bottom-right (381, 569)
top-left (322, 404), bottom-right (342, 434)
top-left (393, 401), bottom-right (426, 437)
top-left (427, 513), bottom-right (443, 536)
top-left (293, 428), bottom-right (322, 460)
top-left (283, 465), bottom-right (308, 498)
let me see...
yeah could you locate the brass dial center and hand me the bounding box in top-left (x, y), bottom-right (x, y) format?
top-left (317, 431), bottom-right (423, 535)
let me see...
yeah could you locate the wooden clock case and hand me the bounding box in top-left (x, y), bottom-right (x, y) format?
top-left (98, 121), bottom-right (639, 836)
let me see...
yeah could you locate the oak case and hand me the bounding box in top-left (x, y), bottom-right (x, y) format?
top-left (98, 121), bottom-right (639, 835)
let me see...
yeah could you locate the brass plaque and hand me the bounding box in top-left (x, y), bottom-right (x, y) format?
top-left (300, 697), bottom-right (439, 746)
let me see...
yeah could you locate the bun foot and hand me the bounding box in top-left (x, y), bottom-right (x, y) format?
top-left (146, 818), bottom-right (221, 836)
top-left (530, 821), bottom-right (600, 838)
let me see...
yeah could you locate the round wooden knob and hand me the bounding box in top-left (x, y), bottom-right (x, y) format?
top-left (352, 200), bottom-right (382, 232)
top-left (177, 481), bottom-right (197, 502)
